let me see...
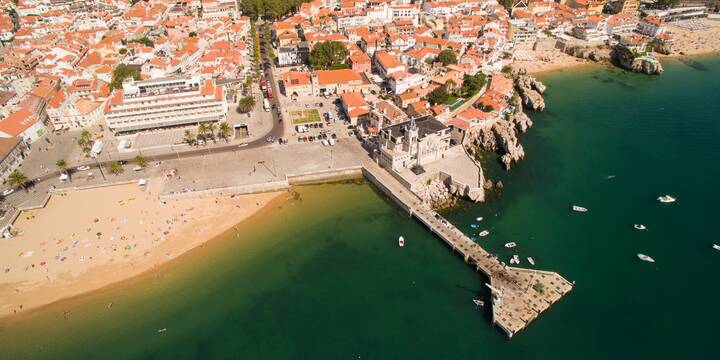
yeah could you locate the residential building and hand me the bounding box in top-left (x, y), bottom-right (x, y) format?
top-left (0, 137), bottom-right (23, 181)
top-left (282, 71), bottom-right (313, 98)
top-left (278, 42), bottom-right (310, 66)
top-left (387, 71), bottom-right (425, 94)
top-left (104, 76), bottom-right (227, 133)
top-left (340, 92), bottom-right (369, 126)
top-left (0, 109), bottom-right (46, 143)
top-left (311, 69), bottom-right (376, 95)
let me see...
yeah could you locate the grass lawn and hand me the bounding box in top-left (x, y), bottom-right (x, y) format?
top-left (291, 109), bottom-right (322, 124)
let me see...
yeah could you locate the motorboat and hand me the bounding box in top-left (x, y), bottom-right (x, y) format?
top-left (572, 205), bottom-right (588, 212)
top-left (470, 224), bottom-right (479, 229)
top-left (712, 244), bottom-right (720, 251)
top-left (633, 224), bottom-right (647, 230)
top-left (504, 242), bottom-right (517, 248)
top-left (157, 328), bottom-right (167, 333)
top-left (606, 175), bottom-right (616, 179)
top-left (657, 195), bottom-right (676, 203)
top-left (472, 299), bottom-right (485, 307)
top-left (510, 255), bottom-right (520, 264)
top-left (527, 257), bottom-right (535, 265)
top-left (398, 236), bottom-right (405, 247)
top-left (637, 253), bottom-right (655, 263)
top-left (476, 217), bottom-right (483, 222)
top-left (478, 230), bottom-right (490, 237)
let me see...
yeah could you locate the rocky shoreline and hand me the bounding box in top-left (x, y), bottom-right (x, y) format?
top-left (466, 73), bottom-right (544, 172)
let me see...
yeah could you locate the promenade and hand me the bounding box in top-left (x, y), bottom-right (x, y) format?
top-left (359, 144), bottom-right (573, 338)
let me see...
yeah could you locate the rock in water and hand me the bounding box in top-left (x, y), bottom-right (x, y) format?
top-left (611, 47), bottom-right (664, 75)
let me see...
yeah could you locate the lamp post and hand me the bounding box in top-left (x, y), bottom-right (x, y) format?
top-left (92, 153), bottom-right (106, 181)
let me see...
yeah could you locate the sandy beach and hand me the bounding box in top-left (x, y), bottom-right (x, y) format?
top-left (520, 19), bottom-right (720, 74)
top-left (519, 50), bottom-right (594, 75)
top-left (0, 178), bottom-right (285, 317)
top-left (665, 19), bottom-right (720, 56)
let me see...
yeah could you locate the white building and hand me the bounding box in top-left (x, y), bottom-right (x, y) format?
top-left (104, 76), bottom-right (227, 133)
top-left (378, 116), bottom-right (451, 171)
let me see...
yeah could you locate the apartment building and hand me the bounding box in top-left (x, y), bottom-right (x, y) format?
top-left (104, 76), bottom-right (227, 133)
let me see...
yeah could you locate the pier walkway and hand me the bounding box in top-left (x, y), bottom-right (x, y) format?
top-left (360, 150), bottom-right (573, 338)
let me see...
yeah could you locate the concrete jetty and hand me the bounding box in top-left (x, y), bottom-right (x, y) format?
top-left (361, 151), bottom-right (573, 338)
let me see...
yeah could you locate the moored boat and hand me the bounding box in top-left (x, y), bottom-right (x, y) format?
top-left (637, 253), bottom-right (655, 263)
top-left (572, 205), bottom-right (588, 212)
top-left (476, 217), bottom-right (483, 222)
top-left (510, 255), bottom-right (520, 264)
top-left (712, 244), bottom-right (720, 251)
top-left (527, 257), bottom-right (535, 265)
top-left (504, 242), bottom-right (516, 248)
top-left (398, 236), bottom-right (405, 247)
top-left (478, 230), bottom-right (490, 237)
top-left (633, 224), bottom-right (647, 230)
top-left (657, 195), bottom-right (676, 203)
top-left (470, 224), bottom-right (479, 229)
top-left (472, 299), bottom-right (485, 307)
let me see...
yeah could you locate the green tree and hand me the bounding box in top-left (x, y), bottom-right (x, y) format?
top-left (427, 87), bottom-right (450, 105)
top-left (107, 161), bottom-right (123, 176)
top-left (656, 0), bottom-right (680, 8)
top-left (436, 50), bottom-right (457, 66)
top-left (184, 130), bottom-right (196, 146)
top-left (7, 170), bottom-right (29, 191)
top-left (189, 31), bottom-right (197, 37)
top-left (238, 96), bottom-right (256, 113)
top-left (119, 48), bottom-right (127, 55)
top-left (197, 123), bottom-right (211, 142)
top-left (110, 65), bottom-right (141, 91)
top-left (56, 159), bottom-right (67, 173)
top-left (217, 122), bottom-right (231, 142)
top-left (309, 41), bottom-right (349, 70)
top-left (133, 155), bottom-right (147, 169)
top-left (77, 130), bottom-right (92, 153)
top-left (129, 37), bottom-right (153, 47)
top-left (461, 73), bottom-right (487, 97)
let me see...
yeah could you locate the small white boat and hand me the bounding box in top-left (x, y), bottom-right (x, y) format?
top-left (527, 257), bottom-right (535, 265)
top-left (712, 244), bottom-right (720, 251)
top-left (572, 205), bottom-right (588, 212)
top-left (476, 217), bottom-right (483, 222)
top-left (478, 230), bottom-right (490, 237)
top-left (510, 255), bottom-right (520, 264)
top-left (157, 328), bottom-right (167, 333)
top-left (398, 236), bottom-right (405, 247)
top-left (657, 195), bottom-right (676, 203)
top-left (637, 253), bottom-right (655, 263)
top-left (606, 175), bottom-right (616, 179)
top-left (504, 242), bottom-right (517, 248)
top-left (633, 224), bottom-right (647, 230)
top-left (472, 299), bottom-right (485, 307)
top-left (470, 224), bottom-right (479, 229)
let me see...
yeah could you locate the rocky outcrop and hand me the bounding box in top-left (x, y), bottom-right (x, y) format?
top-left (493, 120), bottom-right (525, 170)
top-left (510, 109), bottom-right (533, 133)
top-left (564, 46), bottom-right (611, 62)
top-left (611, 47), bottom-right (664, 75)
top-left (515, 75), bottom-right (545, 111)
top-left (415, 179), bottom-right (456, 209)
top-left (651, 41), bottom-right (672, 55)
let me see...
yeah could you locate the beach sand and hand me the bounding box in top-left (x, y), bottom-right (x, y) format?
top-left (519, 50), bottom-right (593, 75)
top-left (520, 19), bottom-right (720, 74)
top-left (0, 178), bottom-right (285, 317)
top-left (664, 19), bottom-right (720, 56)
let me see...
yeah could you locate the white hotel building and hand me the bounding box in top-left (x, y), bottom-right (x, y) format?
top-left (104, 76), bottom-right (227, 133)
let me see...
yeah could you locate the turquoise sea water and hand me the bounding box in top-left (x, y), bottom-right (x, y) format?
top-left (1, 57), bottom-right (719, 359)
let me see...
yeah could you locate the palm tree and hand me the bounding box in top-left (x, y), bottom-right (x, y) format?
top-left (208, 122), bottom-right (218, 143)
top-left (107, 161), bottom-right (123, 176)
top-left (133, 155), bottom-right (147, 169)
top-left (7, 170), bottom-right (29, 192)
top-left (217, 122), bottom-right (231, 142)
top-left (184, 130), bottom-right (196, 146)
top-left (197, 123), bottom-right (210, 142)
top-left (237, 96), bottom-right (256, 113)
top-left (78, 130), bottom-right (92, 153)
top-left (56, 159), bottom-right (71, 181)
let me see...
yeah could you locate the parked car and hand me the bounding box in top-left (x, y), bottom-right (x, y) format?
top-left (3, 188), bottom-right (14, 196)
top-left (238, 143), bottom-right (249, 148)
top-left (77, 165), bottom-right (90, 171)
top-left (118, 160), bottom-right (128, 165)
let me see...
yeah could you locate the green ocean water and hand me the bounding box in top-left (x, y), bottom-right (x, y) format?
top-left (1, 57), bottom-right (719, 359)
